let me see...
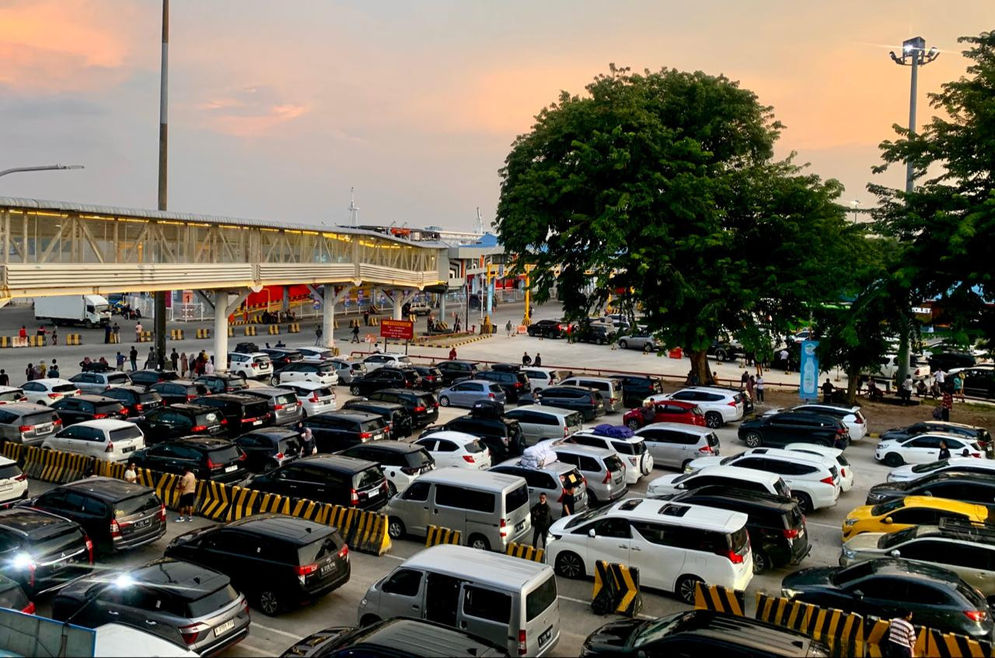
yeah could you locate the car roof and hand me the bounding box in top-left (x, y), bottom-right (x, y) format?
top-left (242, 386), bottom-right (296, 397)
top-left (344, 399), bottom-right (405, 411)
top-left (70, 419), bottom-right (137, 431)
top-left (173, 437), bottom-right (234, 449)
top-left (0, 508), bottom-right (76, 536)
top-left (131, 558), bottom-right (228, 597)
top-left (295, 454), bottom-right (379, 472)
top-left (338, 618), bottom-right (503, 655)
top-left (238, 427), bottom-right (300, 440)
top-left (58, 476), bottom-right (154, 501)
top-left (227, 513), bottom-right (337, 543)
top-left (69, 394), bottom-right (123, 404)
top-left (609, 498), bottom-right (748, 532)
top-left (280, 381), bottom-right (332, 391)
top-left (417, 467), bottom-right (525, 489)
top-left (743, 447), bottom-right (832, 467)
top-left (573, 429), bottom-right (644, 444)
top-left (510, 404), bottom-right (578, 418)
top-left (670, 485), bottom-right (799, 510)
top-left (0, 456), bottom-right (15, 468)
top-left (639, 422), bottom-right (712, 435)
top-left (551, 443), bottom-right (615, 459)
top-left (402, 544), bottom-right (550, 588)
top-left (0, 402), bottom-right (55, 414)
top-left (845, 557), bottom-right (962, 583)
top-left (690, 465), bottom-right (785, 485)
top-left (414, 431), bottom-right (480, 445)
top-left (496, 458), bottom-right (577, 476)
top-left (311, 410), bottom-right (383, 422)
top-left (795, 402), bottom-right (860, 414)
top-left (167, 403), bottom-right (217, 414)
top-left (346, 440), bottom-right (422, 454)
top-left (446, 379), bottom-right (501, 388)
top-left (783, 443), bottom-right (843, 457)
top-left (892, 432), bottom-right (973, 443)
top-left (882, 496), bottom-right (986, 513)
top-left (667, 610), bottom-right (823, 655)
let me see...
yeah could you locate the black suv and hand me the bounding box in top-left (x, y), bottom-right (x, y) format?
top-left (348, 367), bottom-right (420, 397)
top-left (130, 436), bottom-right (248, 484)
top-left (928, 351), bottom-right (976, 373)
top-left (575, 322), bottom-right (615, 345)
top-left (340, 399), bottom-right (413, 439)
top-left (412, 365), bottom-right (443, 391)
top-left (429, 413), bottom-right (525, 462)
top-left (606, 374), bottom-right (663, 408)
top-left (435, 360), bottom-right (479, 386)
top-left (101, 385), bottom-right (164, 417)
top-left (166, 514), bottom-right (350, 615)
top-left (337, 441), bottom-right (435, 493)
top-left (866, 471), bottom-right (995, 505)
top-left (135, 403), bottom-right (227, 443)
top-left (149, 379), bottom-right (208, 406)
top-left (234, 428), bottom-right (305, 473)
top-left (661, 486), bottom-right (810, 573)
top-left (527, 319), bottom-right (565, 338)
top-left (261, 348), bottom-right (304, 373)
top-left (129, 369), bottom-right (180, 388)
top-left (283, 618), bottom-right (507, 658)
top-left (248, 455), bottom-right (389, 510)
top-left (364, 389), bottom-right (439, 428)
top-left (536, 385), bottom-right (605, 421)
top-left (476, 369), bottom-right (531, 403)
top-left (0, 508), bottom-right (93, 595)
top-left (192, 393), bottom-right (272, 437)
top-left (27, 477), bottom-right (166, 556)
top-left (195, 373), bottom-right (249, 394)
top-left (738, 411), bottom-right (849, 450)
top-left (51, 395), bottom-right (128, 425)
top-left (303, 411), bottom-right (389, 452)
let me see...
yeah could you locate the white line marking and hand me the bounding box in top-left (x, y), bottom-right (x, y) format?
top-left (807, 521), bottom-right (842, 530)
top-left (251, 622), bottom-right (304, 641)
top-left (559, 594), bottom-right (653, 619)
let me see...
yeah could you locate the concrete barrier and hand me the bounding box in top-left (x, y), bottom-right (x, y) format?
top-left (425, 524), bottom-right (461, 547)
top-left (693, 582), bottom-right (744, 616)
top-left (505, 542), bottom-right (544, 563)
top-left (592, 561), bottom-right (641, 617)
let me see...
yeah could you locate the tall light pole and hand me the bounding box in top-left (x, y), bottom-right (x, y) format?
top-left (850, 200), bottom-right (860, 223)
top-left (889, 36), bottom-right (939, 383)
top-left (0, 164), bottom-right (83, 179)
top-left (154, 0), bottom-right (169, 371)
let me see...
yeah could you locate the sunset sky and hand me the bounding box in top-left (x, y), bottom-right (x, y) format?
top-left (0, 1), bottom-right (989, 231)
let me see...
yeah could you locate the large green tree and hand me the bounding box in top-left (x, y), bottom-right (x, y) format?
top-left (871, 32), bottom-right (995, 349)
top-left (497, 66), bottom-right (857, 382)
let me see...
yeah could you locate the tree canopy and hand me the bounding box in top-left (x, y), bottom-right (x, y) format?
top-left (497, 65), bottom-right (858, 380)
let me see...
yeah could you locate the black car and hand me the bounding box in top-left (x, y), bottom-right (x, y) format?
top-left (248, 455), bottom-right (390, 510)
top-left (134, 403), bottom-right (227, 443)
top-left (364, 389), bottom-right (439, 428)
top-left (303, 411), bottom-right (389, 453)
top-left (149, 379), bottom-right (208, 406)
top-left (738, 411), bottom-right (849, 450)
top-left (434, 360), bottom-right (479, 386)
top-left (340, 399), bottom-right (413, 439)
top-left (429, 413), bottom-right (525, 462)
top-left (262, 348), bottom-right (305, 372)
top-left (865, 471), bottom-right (995, 505)
top-left (707, 340), bottom-right (745, 363)
top-left (660, 486), bottom-right (810, 573)
top-left (581, 611), bottom-right (829, 658)
top-left (234, 427), bottom-right (305, 473)
top-left (0, 508), bottom-right (93, 595)
top-left (100, 385), bottom-right (164, 417)
top-left (337, 441), bottom-right (435, 493)
top-left (348, 367), bottom-right (421, 397)
top-left (781, 558), bottom-right (993, 641)
top-left (128, 369), bottom-right (180, 388)
top-left (575, 322), bottom-right (615, 345)
top-left (195, 373), bottom-right (249, 394)
top-left (928, 351), bottom-right (977, 373)
top-left (412, 365), bottom-right (443, 391)
top-left (956, 366), bottom-right (995, 401)
top-left (280, 618), bottom-right (507, 658)
top-left (880, 421), bottom-right (993, 454)
top-left (535, 385), bottom-right (605, 421)
top-left (606, 374), bottom-right (663, 408)
top-left (166, 514), bottom-right (350, 615)
top-left (476, 369), bottom-right (531, 403)
top-left (51, 395), bottom-right (128, 425)
top-left (130, 436), bottom-right (248, 484)
top-left (527, 319), bottom-right (565, 338)
top-left (192, 393), bottom-right (272, 437)
top-left (26, 477), bottom-right (166, 556)
top-left (235, 341), bottom-right (261, 354)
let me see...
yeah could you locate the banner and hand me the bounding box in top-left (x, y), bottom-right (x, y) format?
top-left (800, 340), bottom-right (819, 400)
top-left (380, 319), bottom-right (414, 340)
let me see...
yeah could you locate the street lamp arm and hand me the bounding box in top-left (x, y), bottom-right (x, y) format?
top-left (0, 164), bottom-right (84, 178)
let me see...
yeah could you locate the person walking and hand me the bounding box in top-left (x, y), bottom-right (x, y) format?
top-left (522, 352), bottom-right (532, 366)
top-left (953, 372), bottom-right (965, 403)
top-left (129, 346), bottom-right (138, 372)
top-left (144, 347), bottom-right (156, 369)
top-left (941, 388), bottom-right (953, 421)
top-left (124, 462), bottom-right (137, 484)
top-left (0, 370), bottom-right (8, 386)
top-left (37, 361), bottom-right (47, 379)
top-left (779, 347), bottom-right (789, 373)
top-left (901, 375), bottom-right (914, 406)
top-left (180, 351), bottom-right (188, 377)
top-left (170, 349), bottom-right (179, 372)
top-left (448, 347), bottom-right (457, 360)
top-left (939, 441), bottom-right (951, 460)
top-left (746, 375), bottom-right (756, 401)
top-left (533, 353), bottom-right (542, 367)
top-left (506, 320), bottom-right (513, 337)
top-left (176, 466), bottom-right (197, 522)
top-left (351, 324), bottom-right (361, 343)
top-left (363, 309), bottom-right (370, 326)
top-left (17, 326), bottom-right (26, 340)
top-left (885, 609), bottom-right (915, 658)
top-left (134, 321), bottom-right (143, 342)
top-left (561, 483), bottom-right (576, 517)
top-left (50, 326), bottom-right (57, 345)
top-left (315, 325), bottom-right (323, 346)
top-left (530, 493), bottom-right (552, 550)
top-left (934, 367), bottom-right (945, 391)
top-left (204, 358), bottom-right (215, 375)
top-left (112, 322), bottom-right (121, 340)
top-left (741, 370), bottom-right (750, 388)
top-left (297, 422), bottom-right (317, 456)
top-left (103, 324), bottom-right (112, 344)
top-left (24, 363), bottom-right (33, 382)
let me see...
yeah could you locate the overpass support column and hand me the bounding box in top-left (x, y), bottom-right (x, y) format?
top-left (212, 289), bottom-right (248, 372)
top-left (392, 289), bottom-right (420, 321)
top-left (322, 285), bottom-right (352, 352)
top-left (439, 290), bottom-right (447, 320)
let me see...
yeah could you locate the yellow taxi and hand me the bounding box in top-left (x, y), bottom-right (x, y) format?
top-left (842, 495), bottom-right (990, 541)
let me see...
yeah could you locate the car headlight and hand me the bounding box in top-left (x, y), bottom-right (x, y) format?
top-left (844, 519), bottom-right (858, 527)
top-left (842, 547), bottom-right (856, 559)
top-left (9, 552), bottom-right (34, 571)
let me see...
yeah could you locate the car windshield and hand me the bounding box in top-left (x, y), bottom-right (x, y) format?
top-left (633, 612), bottom-right (697, 648)
top-left (403, 450), bottom-right (433, 469)
top-left (354, 468), bottom-right (384, 489)
top-left (465, 440), bottom-right (486, 454)
top-left (52, 384), bottom-right (78, 393)
top-left (879, 526), bottom-right (920, 549)
top-left (525, 574), bottom-right (557, 622)
top-left (911, 460), bottom-right (948, 474)
top-left (109, 426), bottom-right (143, 442)
top-left (195, 412), bottom-right (221, 426)
top-left (834, 560), bottom-right (875, 585)
top-left (116, 494), bottom-right (161, 517)
top-left (298, 534), bottom-right (343, 564)
top-left (272, 392), bottom-right (297, 406)
top-left (207, 445), bottom-right (241, 464)
top-left (186, 584), bottom-right (239, 618)
top-left (21, 412), bottom-right (57, 426)
top-left (505, 484), bottom-right (530, 512)
top-left (871, 499), bottom-right (906, 516)
top-left (0, 464), bottom-right (21, 480)
top-left (106, 374), bottom-right (130, 385)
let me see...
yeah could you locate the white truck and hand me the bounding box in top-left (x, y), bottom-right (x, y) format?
top-left (34, 294), bottom-right (111, 327)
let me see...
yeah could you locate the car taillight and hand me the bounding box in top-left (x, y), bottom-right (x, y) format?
top-left (297, 400), bottom-right (303, 406)
top-left (726, 549), bottom-right (744, 564)
top-left (602, 470), bottom-right (611, 484)
top-left (698, 445), bottom-right (713, 453)
top-left (295, 562), bottom-right (319, 584)
top-left (518, 629), bottom-right (527, 656)
top-left (413, 405), bottom-right (426, 413)
top-left (514, 382), bottom-right (522, 388)
top-left (93, 413), bottom-right (107, 419)
top-left (47, 393), bottom-right (61, 399)
top-left (238, 452), bottom-right (246, 461)
top-left (17, 425), bottom-right (32, 434)
top-left (220, 419), bottom-right (228, 425)
top-left (110, 519), bottom-right (121, 539)
top-left (338, 544), bottom-right (349, 559)
top-left (462, 455), bottom-right (475, 463)
top-left (14, 473), bottom-right (26, 482)
top-left (359, 431), bottom-right (372, 440)
top-left (85, 537), bottom-right (94, 563)
top-left (966, 610), bottom-right (988, 623)
top-left (273, 403), bottom-right (284, 411)
top-left (20, 602), bottom-right (34, 615)
top-left (178, 622), bottom-right (210, 645)
top-left (350, 488), bottom-right (359, 505)
top-left (104, 441), bottom-right (114, 453)
top-left (206, 458), bottom-right (219, 469)
top-left (275, 452), bottom-right (284, 461)
top-left (191, 425), bottom-right (207, 432)
top-left (134, 403), bottom-right (143, 412)
top-left (973, 453), bottom-right (982, 458)
top-left (836, 427), bottom-right (846, 435)
top-left (53, 419), bottom-right (62, 426)
top-left (855, 416), bottom-right (864, 424)
top-left (158, 504), bottom-right (167, 522)
top-left (783, 528), bottom-right (800, 539)
top-left (499, 518), bottom-right (508, 538)
top-left (186, 394), bottom-right (196, 401)
top-left (820, 476), bottom-right (835, 485)
top-left (840, 468), bottom-right (847, 478)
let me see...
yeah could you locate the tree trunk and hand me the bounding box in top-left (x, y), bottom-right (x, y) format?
top-left (845, 366), bottom-right (860, 405)
top-left (689, 350), bottom-right (714, 386)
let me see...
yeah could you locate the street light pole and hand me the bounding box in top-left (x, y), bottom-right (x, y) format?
top-left (0, 164), bottom-right (83, 179)
top-left (154, 0), bottom-right (169, 371)
top-left (850, 200), bottom-right (860, 223)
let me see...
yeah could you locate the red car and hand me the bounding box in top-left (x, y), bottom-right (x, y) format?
top-left (623, 399), bottom-right (706, 429)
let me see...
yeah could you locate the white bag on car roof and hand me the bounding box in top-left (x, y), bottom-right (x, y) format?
top-left (520, 442), bottom-right (557, 469)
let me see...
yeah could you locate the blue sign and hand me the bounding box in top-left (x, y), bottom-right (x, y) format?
top-left (799, 340), bottom-right (819, 400)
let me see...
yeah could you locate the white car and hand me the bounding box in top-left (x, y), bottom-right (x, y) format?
top-left (414, 431), bottom-right (492, 470)
top-left (296, 346), bottom-right (336, 363)
top-left (875, 432), bottom-right (984, 467)
top-left (887, 456), bottom-right (995, 483)
top-left (520, 367), bottom-right (565, 393)
top-left (228, 352), bottom-right (274, 380)
top-left (0, 456), bottom-right (28, 503)
top-left (647, 465), bottom-right (793, 500)
top-left (784, 443), bottom-right (855, 493)
top-left (0, 387), bottom-right (26, 404)
top-left (648, 387), bottom-right (743, 429)
top-left (68, 371), bottom-right (132, 395)
top-left (866, 353), bottom-right (932, 381)
top-left (21, 378), bottom-right (79, 406)
top-left (278, 381), bottom-right (336, 416)
top-left (42, 419), bottom-right (145, 462)
top-left (362, 353), bottom-right (412, 372)
top-left (273, 361), bottom-right (339, 387)
top-left (764, 403), bottom-right (868, 441)
top-left (564, 430), bottom-right (654, 484)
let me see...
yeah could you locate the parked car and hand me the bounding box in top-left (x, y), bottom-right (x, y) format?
top-left (413, 431), bottom-right (492, 470)
top-left (559, 377), bottom-right (625, 414)
top-left (927, 351), bottom-right (977, 373)
top-left (765, 403), bottom-right (868, 441)
top-left (0, 508), bottom-right (93, 595)
top-left (133, 404), bottom-right (226, 443)
top-left (503, 404), bottom-right (584, 446)
top-left (347, 367), bottom-right (419, 397)
top-left (129, 369), bottom-right (180, 388)
top-left (574, 322), bottom-right (615, 345)
top-left (566, 429), bottom-right (654, 484)
top-left (259, 348), bottom-right (303, 373)
top-left (296, 346), bottom-right (337, 363)
top-left (434, 360), bottom-right (479, 386)
top-left (43, 419), bottom-right (145, 462)
top-left (527, 319), bottom-right (566, 339)
top-left (411, 365), bottom-right (443, 391)
top-left (738, 411), bottom-right (850, 450)
top-left (0, 573), bottom-right (33, 615)
top-left (362, 353), bottom-right (412, 372)
top-left (193, 373), bottom-right (249, 394)
top-left (491, 458), bottom-right (589, 521)
top-left (707, 339), bottom-right (745, 363)
top-left (279, 381), bottom-right (337, 417)
top-left (191, 393), bottom-right (272, 437)
top-left (21, 378), bottom-right (79, 406)
top-left (364, 389), bottom-right (439, 429)
top-left (149, 380), bottom-right (208, 406)
top-left (476, 369), bottom-right (531, 403)
top-left (50, 395), bottom-right (127, 426)
top-left (606, 373), bottom-right (663, 407)
top-left (0, 402), bottom-right (62, 446)
top-left (326, 358), bottom-right (365, 384)
top-left (881, 421), bottom-right (993, 456)
top-left (875, 432), bottom-right (984, 466)
top-left (866, 353), bottom-right (932, 381)
top-left (866, 471), bottom-right (995, 506)
top-left (341, 399), bottom-right (412, 439)
top-left (165, 515), bottom-right (350, 615)
top-left (227, 352), bottom-right (274, 380)
top-left (240, 386), bottom-right (304, 426)
top-left (234, 427), bottom-right (305, 473)
top-left (784, 443), bottom-right (855, 493)
top-left (303, 411), bottom-right (388, 453)
top-left (281, 618), bottom-right (506, 658)
top-left (949, 365), bottom-right (995, 400)
top-left (647, 465), bottom-right (793, 500)
top-left (68, 371), bottom-right (131, 395)
top-left (129, 436), bottom-right (248, 484)
top-left (51, 558), bottom-right (251, 655)
top-left (438, 380), bottom-right (507, 409)
top-left (337, 441), bottom-right (435, 494)
top-left (636, 423), bottom-right (720, 471)
top-left (26, 477), bottom-right (166, 555)
top-left (551, 443), bottom-right (627, 506)
top-left (842, 496), bottom-right (992, 541)
top-left (535, 385), bottom-right (605, 421)
top-left (0, 457), bottom-right (28, 504)
top-left (0, 387), bottom-right (26, 405)
top-left (101, 385), bottom-right (164, 418)
top-left (623, 399), bottom-right (706, 430)
top-left (247, 454), bottom-right (390, 510)
top-left (887, 457), bottom-right (995, 483)
top-left (430, 413), bottom-right (525, 462)
top-left (651, 387), bottom-right (743, 429)
top-left (615, 329), bottom-right (661, 352)
top-left (781, 558), bottom-right (993, 641)
top-left (273, 361), bottom-right (339, 387)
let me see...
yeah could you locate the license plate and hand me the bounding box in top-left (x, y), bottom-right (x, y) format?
top-left (0, 484), bottom-right (11, 491)
top-left (252, 420), bottom-right (262, 426)
top-left (515, 520), bottom-right (526, 532)
top-left (135, 519), bottom-right (151, 529)
top-left (225, 465), bottom-right (237, 473)
top-left (214, 619), bottom-right (235, 637)
top-left (122, 446), bottom-right (135, 453)
top-left (37, 424), bottom-right (51, 433)
top-left (539, 628), bottom-right (552, 646)
top-left (319, 562), bottom-right (335, 576)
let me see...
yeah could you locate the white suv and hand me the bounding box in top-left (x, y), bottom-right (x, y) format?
top-left (228, 352), bottom-right (274, 380)
top-left (273, 361), bottom-right (339, 387)
top-left (650, 387), bottom-right (743, 429)
top-left (278, 382), bottom-right (336, 416)
top-left (363, 353), bottom-right (412, 372)
top-left (0, 456), bottom-right (28, 504)
top-left (565, 430), bottom-right (653, 484)
top-left (42, 419), bottom-right (145, 462)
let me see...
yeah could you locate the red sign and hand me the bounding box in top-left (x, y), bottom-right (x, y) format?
top-left (380, 319), bottom-right (414, 340)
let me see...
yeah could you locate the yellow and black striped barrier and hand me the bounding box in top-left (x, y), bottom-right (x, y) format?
top-left (137, 330), bottom-right (153, 342)
top-left (425, 524), bottom-right (461, 547)
top-left (170, 328), bottom-right (184, 340)
top-left (267, 325), bottom-right (280, 335)
top-left (755, 593), bottom-right (862, 657)
top-left (28, 335), bottom-right (45, 347)
top-left (505, 542), bottom-right (544, 562)
top-left (196, 328), bottom-right (211, 339)
top-left (915, 626), bottom-right (994, 658)
top-left (197, 480), bottom-right (231, 521)
top-left (1, 442), bottom-right (23, 463)
top-left (370, 316), bottom-right (380, 326)
top-left (345, 509), bottom-right (391, 556)
top-left (0, 337), bottom-right (9, 348)
top-left (65, 333), bottom-right (82, 345)
top-left (244, 325), bottom-right (257, 336)
top-left (694, 582), bottom-right (744, 616)
top-left (591, 561), bottom-right (641, 617)
top-left (288, 323), bottom-right (300, 333)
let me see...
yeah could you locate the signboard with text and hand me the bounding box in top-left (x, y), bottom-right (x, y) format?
top-left (380, 319), bottom-right (414, 340)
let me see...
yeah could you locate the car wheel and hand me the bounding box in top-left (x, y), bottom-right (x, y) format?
top-left (255, 589), bottom-right (283, 616)
top-left (643, 343), bottom-right (653, 353)
top-left (350, 385), bottom-right (361, 396)
top-left (794, 492), bottom-right (814, 514)
top-left (387, 517), bottom-right (406, 540)
top-left (743, 431), bottom-right (762, 448)
top-left (555, 552), bottom-right (585, 579)
top-left (439, 396), bottom-right (450, 407)
top-left (618, 340), bottom-right (628, 350)
top-left (752, 550), bottom-right (770, 574)
top-left (676, 575), bottom-right (704, 605)
top-left (704, 412), bottom-right (722, 429)
top-left (626, 419), bottom-right (640, 431)
top-left (468, 534), bottom-right (490, 551)
top-left (681, 459), bottom-right (692, 471)
top-left (715, 349), bottom-right (727, 362)
top-left (884, 453), bottom-right (904, 467)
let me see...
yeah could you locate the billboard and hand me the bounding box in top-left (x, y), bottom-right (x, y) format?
top-left (380, 319), bottom-right (414, 340)
top-left (800, 340), bottom-right (819, 401)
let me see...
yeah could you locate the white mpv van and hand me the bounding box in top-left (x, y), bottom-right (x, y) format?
top-left (546, 497), bottom-right (752, 604)
top-left (359, 544), bottom-right (560, 656)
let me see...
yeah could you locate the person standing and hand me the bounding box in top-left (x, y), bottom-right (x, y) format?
top-left (953, 372), bottom-right (965, 403)
top-left (315, 325), bottom-right (323, 346)
top-left (746, 375), bottom-right (756, 401)
top-left (901, 375), bottom-right (914, 406)
top-left (822, 378), bottom-right (835, 403)
top-left (522, 352), bottom-right (532, 366)
top-left (170, 349), bottom-right (179, 372)
top-left (103, 324), bottom-right (112, 344)
top-left (939, 441), bottom-right (951, 460)
top-left (779, 347), bottom-right (789, 372)
top-left (48, 360), bottom-right (59, 378)
top-left (176, 466), bottom-right (197, 522)
top-left (561, 483), bottom-right (576, 517)
top-left (180, 351), bottom-right (188, 377)
top-left (134, 321), bottom-right (143, 342)
top-left (50, 326), bottom-right (57, 345)
top-left (37, 361), bottom-right (47, 379)
top-left (934, 367), bottom-right (945, 391)
top-left (755, 374), bottom-right (765, 402)
top-left (114, 351), bottom-right (124, 371)
top-left (448, 347), bottom-right (457, 360)
top-left (941, 388), bottom-right (953, 421)
top-left (530, 493), bottom-right (552, 550)
top-left (204, 358), bottom-right (215, 375)
top-left (297, 422), bottom-right (317, 456)
top-left (112, 322), bottom-right (121, 340)
top-left (741, 370), bottom-right (750, 388)
top-left (0, 370), bottom-right (8, 386)
top-left (24, 363), bottom-right (33, 382)
top-left (506, 320), bottom-right (514, 337)
top-left (129, 346), bottom-right (138, 372)
top-left (17, 326), bottom-right (26, 340)
top-left (351, 324), bottom-right (360, 343)
top-left (124, 462), bottom-right (137, 484)
top-left (885, 609), bottom-right (915, 658)
top-left (533, 353), bottom-right (542, 367)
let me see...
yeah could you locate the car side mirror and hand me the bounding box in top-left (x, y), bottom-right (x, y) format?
top-left (883, 517), bottom-right (893, 524)
top-left (889, 549), bottom-right (901, 558)
top-left (853, 590), bottom-right (864, 599)
top-left (588, 528), bottom-right (597, 538)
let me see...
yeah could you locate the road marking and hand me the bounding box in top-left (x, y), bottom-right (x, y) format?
top-left (558, 594), bottom-right (653, 619)
top-left (807, 521), bottom-right (842, 530)
top-left (233, 643), bottom-right (272, 656)
top-left (251, 622), bottom-right (304, 641)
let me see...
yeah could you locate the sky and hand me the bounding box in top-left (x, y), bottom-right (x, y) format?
top-left (0, 1), bottom-right (990, 232)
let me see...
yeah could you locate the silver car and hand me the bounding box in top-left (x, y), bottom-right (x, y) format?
top-left (0, 402), bottom-right (61, 446)
top-left (241, 386), bottom-right (305, 425)
top-left (491, 458), bottom-right (589, 520)
top-left (636, 423), bottom-right (721, 471)
top-left (615, 329), bottom-right (661, 352)
top-left (551, 443), bottom-right (627, 506)
top-left (438, 380), bottom-right (507, 409)
top-left (503, 405), bottom-right (584, 446)
top-left (68, 371), bottom-right (132, 395)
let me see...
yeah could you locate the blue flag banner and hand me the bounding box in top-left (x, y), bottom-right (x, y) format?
top-left (800, 340), bottom-right (819, 401)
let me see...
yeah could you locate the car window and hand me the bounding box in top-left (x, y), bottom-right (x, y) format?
top-left (403, 481), bottom-right (430, 501)
top-left (382, 568), bottom-right (423, 596)
top-left (462, 586), bottom-right (511, 624)
top-left (593, 518), bottom-right (631, 539)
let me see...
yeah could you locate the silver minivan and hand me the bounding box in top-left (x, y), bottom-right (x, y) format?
top-left (385, 468), bottom-right (532, 552)
top-left (358, 544), bottom-right (560, 656)
top-left (0, 403), bottom-right (61, 446)
top-left (636, 422), bottom-right (721, 470)
top-left (242, 386), bottom-right (304, 425)
top-left (503, 405), bottom-right (584, 446)
top-left (551, 444), bottom-right (627, 506)
top-left (558, 376), bottom-right (625, 413)
top-left (491, 458), bottom-right (589, 520)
